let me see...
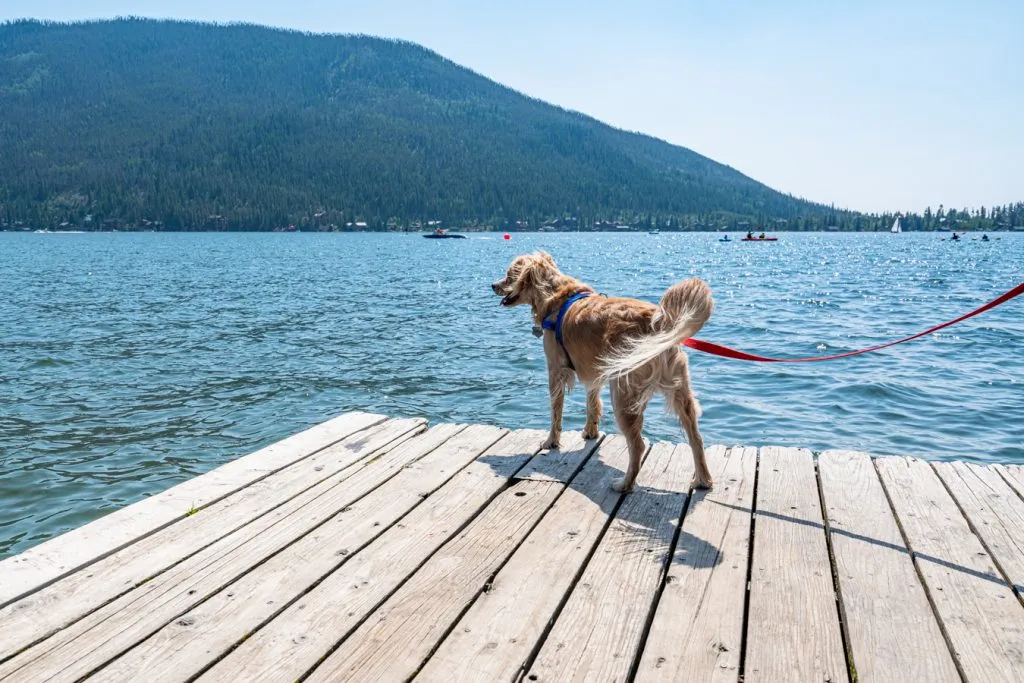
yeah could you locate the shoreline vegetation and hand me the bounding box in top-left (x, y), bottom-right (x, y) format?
top-left (4, 203), bottom-right (1023, 234)
top-left (2, 19), bottom-right (1021, 234)
top-left (5, 222), bottom-right (1024, 234)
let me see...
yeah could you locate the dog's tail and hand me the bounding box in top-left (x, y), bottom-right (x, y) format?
top-left (599, 278), bottom-right (713, 381)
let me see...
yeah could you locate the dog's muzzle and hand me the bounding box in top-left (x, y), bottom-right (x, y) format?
top-left (492, 281), bottom-right (517, 305)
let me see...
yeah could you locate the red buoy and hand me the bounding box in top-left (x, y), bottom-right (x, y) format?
top-left (503, 233), bottom-right (511, 240)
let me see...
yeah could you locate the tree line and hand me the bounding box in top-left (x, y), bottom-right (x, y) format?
top-left (0, 19), bottom-right (1018, 233)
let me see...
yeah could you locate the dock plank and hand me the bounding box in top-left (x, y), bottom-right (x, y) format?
top-left (820, 451), bottom-right (959, 683)
top-left (996, 465), bottom-right (1024, 499)
top-left (0, 411), bottom-right (385, 608)
top-left (197, 428), bottom-right (558, 683)
top-left (634, 445), bottom-right (756, 683)
top-left (300, 432), bottom-right (597, 683)
top-left (0, 419), bottom-right (430, 682)
top-left (523, 441), bottom-right (692, 683)
top-left (935, 461), bottom-right (1024, 599)
top-left (92, 424), bottom-right (508, 682)
top-left (744, 446), bottom-right (847, 683)
top-left (876, 456), bottom-right (1024, 681)
top-left (414, 434), bottom-right (625, 681)
top-left (0, 416), bottom-right (420, 664)
top-left (3, 410), bottom-right (1024, 683)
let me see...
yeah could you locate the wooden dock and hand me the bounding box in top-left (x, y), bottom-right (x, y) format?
top-left (1, 411), bottom-right (1023, 682)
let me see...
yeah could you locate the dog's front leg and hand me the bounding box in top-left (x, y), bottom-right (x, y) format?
top-left (542, 367), bottom-right (566, 450)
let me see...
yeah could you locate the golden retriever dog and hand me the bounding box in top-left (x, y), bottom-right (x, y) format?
top-left (492, 251), bottom-right (714, 492)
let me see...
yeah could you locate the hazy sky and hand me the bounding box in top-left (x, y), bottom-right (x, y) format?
top-left (4, 1), bottom-right (1022, 213)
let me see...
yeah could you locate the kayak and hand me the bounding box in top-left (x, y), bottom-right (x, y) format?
top-left (741, 237), bottom-right (778, 242)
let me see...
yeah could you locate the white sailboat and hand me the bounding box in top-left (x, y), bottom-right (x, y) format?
top-left (891, 216), bottom-right (902, 233)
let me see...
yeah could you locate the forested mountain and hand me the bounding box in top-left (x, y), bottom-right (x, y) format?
top-left (0, 19), bottom-right (1020, 232)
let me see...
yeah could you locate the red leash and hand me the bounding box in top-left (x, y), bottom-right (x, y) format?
top-left (683, 280), bottom-right (1024, 363)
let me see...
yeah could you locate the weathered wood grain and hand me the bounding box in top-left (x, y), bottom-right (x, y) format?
top-left (996, 465), bottom-right (1024, 500)
top-left (90, 424), bottom-right (508, 683)
top-left (0, 411), bottom-right (386, 608)
top-left (0, 419), bottom-right (429, 682)
top-left (877, 456), bottom-right (1024, 682)
top-left (197, 429), bottom-right (561, 683)
top-left (415, 434), bottom-right (628, 681)
top-left (934, 460), bottom-right (1024, 599)
top-left (0, 416), bottom-right (420, 665)
top-left (744, 446), bottom-right (847, 683)
top-left (6, 411), bottom-right (1024, 683)
top-left (300, 433), bottom-right (597, 683)
top-left (635, 445), bottom-right (756, 683)
top-left (821, 451), bottom-right (958, 683)
top-left (514, 433), bottom-right (604, 482)
top-left (523, 441), bottom-right (692, 683)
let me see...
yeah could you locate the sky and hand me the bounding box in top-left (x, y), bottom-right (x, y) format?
top-left (3, 1), bottom-right (1022, 214)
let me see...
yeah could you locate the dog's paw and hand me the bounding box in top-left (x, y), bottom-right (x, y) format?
top-left (692, 475), bottom-right (714, 490)
top-left (582, 425), bottom-right (600, 440)
top-left (541, 436), bottom-right (561, 450)
top-left (611, 477), bottom-right (634, 493)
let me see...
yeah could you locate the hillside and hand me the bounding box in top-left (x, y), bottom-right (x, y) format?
top-left (0, 18), bottom-right (841, 231)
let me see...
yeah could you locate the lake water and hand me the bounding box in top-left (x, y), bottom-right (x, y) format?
top-left (1, 231), bottom-right (1022, 557)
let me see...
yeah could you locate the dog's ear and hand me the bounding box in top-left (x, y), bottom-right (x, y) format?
top-left (509, 259), bottom-right (537, 299)
top-left (535, 250), bottom-right (557, 267)
top-left (507, 253), bottom-right (556, 304)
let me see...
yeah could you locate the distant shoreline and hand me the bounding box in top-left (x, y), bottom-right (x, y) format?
top-left (4, 227), bottom-right (1020, 234)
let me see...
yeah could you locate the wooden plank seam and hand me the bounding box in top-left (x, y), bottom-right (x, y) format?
top-left (7, 421), bottom-right (1024, 682)
top-left (633, 445), bottom-right (758, 682)
top-left (293, 434), bottom-right (595, 682)
top-left (0, 420), bottom-right (432, 681)
top-left (173, 426), bottom-right (514, 682)
top-left (190, 429), bottom-right (556, 682)
top-left (930, 461), bottom-right (1024, 609)
top-left (736, 446), bottom-right (760, 683)
top-left (522, 442), bottom-right (697, 682)
top-left (0, 412), bottom-right (390, 609)
top-left (625, 454), bottom-right (697, 683)
top-left (0, 418), bottom-right (424, 671)
top-left (871, 458), bottom-right (968, 683)
top-left (510, 440), bottom-right (649, 683)
top-left (743, 446), bottom-right (847, 682)
top-left (404, 436), bottom-right (610, 681)
top-left (814, 455), bottom-right (856, 683)
top-left (994, 466), bottom-right (1024, 502)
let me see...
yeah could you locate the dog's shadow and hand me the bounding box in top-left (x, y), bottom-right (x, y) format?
top-left (479, 435), bottom-right (730, 571)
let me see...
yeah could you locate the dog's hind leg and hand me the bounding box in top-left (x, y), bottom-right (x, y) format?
top-left (610, 380), bottom-right (647, 493)
top-left (669, 386), bottom-right (713, 489)
top-left (583, 384), bottom-right (602, 440)
top-left (542, 367), bottom-right (568, 450)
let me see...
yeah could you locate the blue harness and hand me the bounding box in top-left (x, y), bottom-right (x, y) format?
top-left (540, 292), bottom-right (592, 370)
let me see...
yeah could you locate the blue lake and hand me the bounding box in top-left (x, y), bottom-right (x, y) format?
top-left (1, 231), bottom-right (1022, 557)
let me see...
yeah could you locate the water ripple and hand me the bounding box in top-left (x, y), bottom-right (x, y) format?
top-left (0, 231), bottom-right (1022, 557)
